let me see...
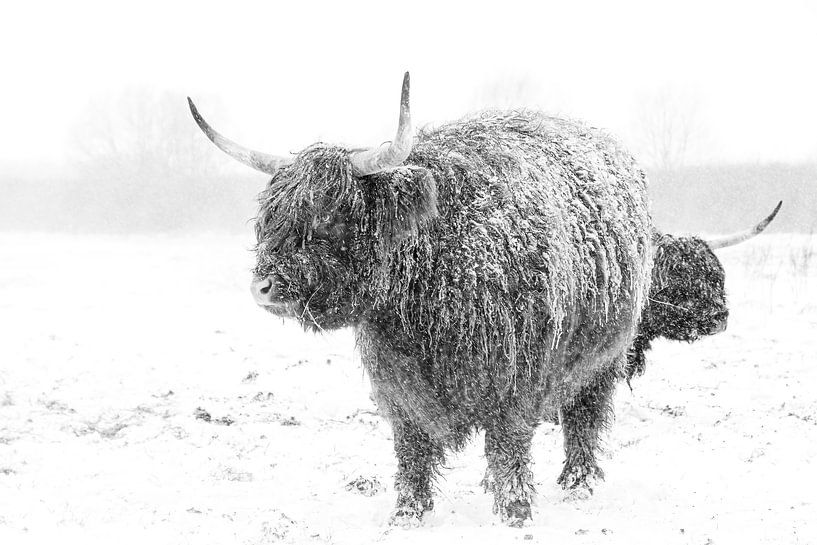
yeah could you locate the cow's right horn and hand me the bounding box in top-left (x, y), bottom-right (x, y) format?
top-left (349, 72), bottom-right (414, 177)
top-left (705, 201), bottom-right (783, 250)
top-left (187, 98), bottom-right (292, 175)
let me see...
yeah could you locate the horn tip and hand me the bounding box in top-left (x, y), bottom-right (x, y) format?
top-left (753, 200), bottom-right (784, 236)
top-left (401, 72), bottom-right (410, 102)
top-left (186, 98), bottom-right (217, 143)
top-left (187, 97), bottom-right (204, 124)
top-left (765, 200), bottom-right (783, 223)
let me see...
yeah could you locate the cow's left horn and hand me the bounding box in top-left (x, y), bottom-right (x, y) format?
top-left (349, 72), bottom-right (413, 177)
top-left (187, 98), bottom-right (292, 175)
top-left (705, 201), bottom-right (783, 249)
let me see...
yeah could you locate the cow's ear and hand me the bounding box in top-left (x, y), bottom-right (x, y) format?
top-left (365, 166), bottom-right (438, 244)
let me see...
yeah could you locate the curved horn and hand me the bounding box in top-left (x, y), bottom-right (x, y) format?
top-left (187, 97), bottom-right (291, 175)
top-left (706, 201), bottom-right (783, 250)
top-left (349, 72), bottom-right (413, 176)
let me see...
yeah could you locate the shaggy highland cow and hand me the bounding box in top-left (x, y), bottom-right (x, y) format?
top-left (188, 73), bottom-right (653, 526)
top-left (626, 202), bottom-right (782, 383)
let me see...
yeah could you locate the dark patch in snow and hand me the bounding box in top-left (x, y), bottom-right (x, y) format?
top-left (221, 467), bottom-right (253, 482)
top-left (252, 391), bottom-right (274, 402)
top-left (345, 475), bottom-right (384, 496)
top-left (152, 390), bottom-right (174, 398)
top-left (193, 407), bottom-right (212, 422)
top-left (261, 513), bottom-right (296, 541)
top-left (787, 412), bottom-right (814, 424)
top-left (39, 399), bottom-right (75, 413)
top-left (659, 405), bottom-right (686, 417)
top-left (194, 407), bottom-right (232, 424)
top-left (286, 359), bottom-right (308, 370)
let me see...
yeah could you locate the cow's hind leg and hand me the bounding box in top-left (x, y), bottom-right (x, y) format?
top-left (484, 419), bottom-right (536, 526)
top-left (389, 418), bottom-right (445, 527)
top-left (558, 367), bottom-right (617, 494)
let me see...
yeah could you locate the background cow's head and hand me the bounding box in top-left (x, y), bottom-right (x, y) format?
top-left (643, 201), bottom-right (782, 343)
top-left (645, 234), bottom-right (728, 342)
top-left (189, 73), bottom-right (438, 330)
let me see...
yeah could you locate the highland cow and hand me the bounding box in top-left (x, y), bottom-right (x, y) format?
top-left (626, 202), bottom-right (782, 383)
top-left (188, 73), bottom-right (653, 526)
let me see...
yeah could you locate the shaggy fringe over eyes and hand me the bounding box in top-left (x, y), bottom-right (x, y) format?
top-left (254, 144), bottom-right (366, 260)
top-left (250, 143), bottom-right (441, 332)
top-left (253, 146), bottom-right (438, 270)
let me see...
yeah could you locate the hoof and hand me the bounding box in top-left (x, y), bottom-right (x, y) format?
top-left (501, 499), bottom-right (532, 527)
top-left (561, 483), bottom-right (593, 502)
top-left (557, 463), bottom-right (604, 495)
top-left (388, 503), bottom-right (429, 528)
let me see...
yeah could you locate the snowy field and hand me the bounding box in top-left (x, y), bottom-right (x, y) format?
top-left (1, 232), bottom-right (815, 545)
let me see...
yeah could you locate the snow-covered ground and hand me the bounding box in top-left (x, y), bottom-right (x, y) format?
top-left (1, 232), bottom-right (815, 544)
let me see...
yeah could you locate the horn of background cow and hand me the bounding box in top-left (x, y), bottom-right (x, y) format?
top-left (706, 200), bottom-right (783, 249)
top-left (349, 72), bottom-right (413, 177)
top-left (187, 98), bottom-right (291, 175)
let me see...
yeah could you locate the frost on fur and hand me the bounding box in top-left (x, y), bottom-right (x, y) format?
top-left (198, 101), bottom-right (654, 524)
top-left (627, 234), bottom-right (728, 383)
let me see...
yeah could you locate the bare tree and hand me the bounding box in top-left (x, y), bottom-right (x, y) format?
top-left (471, 74), bottom-right (566, 113)
top-left (72, 88), bottom-right (228, 181)
top-left (632, 86), bottom-right (705, 172)
top-left (67, 89), bottom-right (255, 231)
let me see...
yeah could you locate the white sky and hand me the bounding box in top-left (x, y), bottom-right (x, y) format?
top-left (2, 0), bottom-right (816, 167)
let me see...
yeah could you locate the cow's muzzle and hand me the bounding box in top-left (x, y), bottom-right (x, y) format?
top-left (250, 275), bottom-right (286, 307)
top-left (710, 310), bottom-right (728, 334)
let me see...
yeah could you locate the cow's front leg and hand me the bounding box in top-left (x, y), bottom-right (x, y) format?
top-left (558, 367), bottom-right (617, 494)
top-left (484, 419), bottom-right (536, 526)
top-left (389, 418), bottom-right (445, 527)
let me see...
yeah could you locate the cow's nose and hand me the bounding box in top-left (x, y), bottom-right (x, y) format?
top-left (250, 276), bottom-right (278, 306)
top-left (711, 310), bottom-right (728, 333)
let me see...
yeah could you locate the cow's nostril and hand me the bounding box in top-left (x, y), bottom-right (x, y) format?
top-left (251, 276), bottom-right (285, 307)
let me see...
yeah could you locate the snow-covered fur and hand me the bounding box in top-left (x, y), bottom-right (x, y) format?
top-left (252, 110), bottom-right (653, 524)
top-left (626, 234), bottom-right (728, 383)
